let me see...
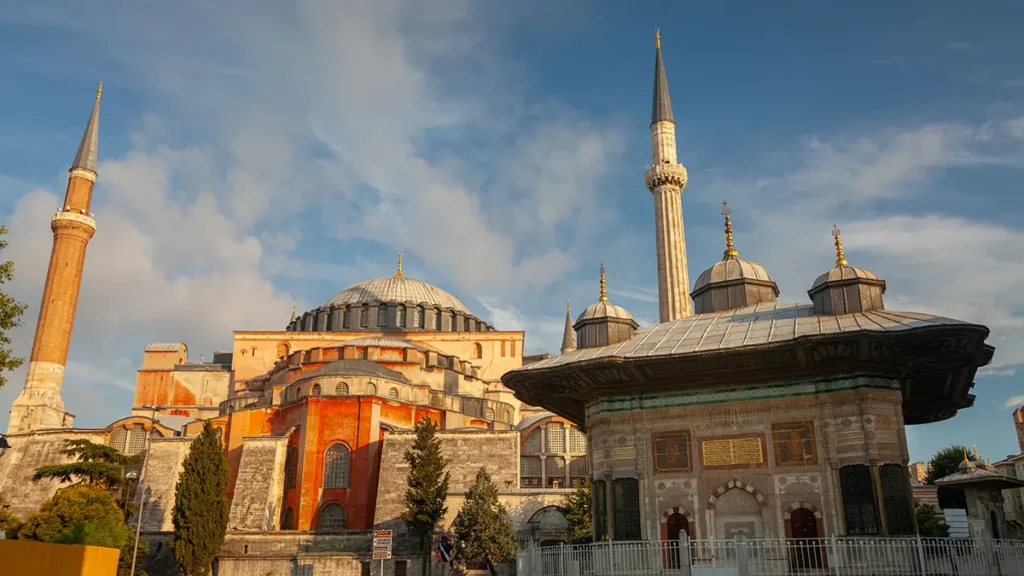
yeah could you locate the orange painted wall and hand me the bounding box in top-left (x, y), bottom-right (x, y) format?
top-left (0, 540), bottom-right (120, 576)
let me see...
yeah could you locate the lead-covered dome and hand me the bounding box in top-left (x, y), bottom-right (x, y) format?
top-left (807, 226), bottom-right (886, 315)
top-left (574, 266), bottom-right (638, 349)
top-left (326, 277), bottom-right (468, 312)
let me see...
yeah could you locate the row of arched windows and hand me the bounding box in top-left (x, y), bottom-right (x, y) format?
top-left (280, 503), bottom-right (348, 532)
top-left (284, 443), bottom-right (352, 492)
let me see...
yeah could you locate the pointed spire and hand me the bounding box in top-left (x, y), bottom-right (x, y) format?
top-left (599, 264), bottom-right (608, 302)
top-left (722, 201), bottom-right (739, 259)
top-left (395, 253), bottom-right (404, 278)
top-left (71, 82), bottom-right (102, 174)
top-left (290, 302), bottom-right (297, 322)
top-left (831, 225), bottom-right (848, 268)
top-left (560, 300), bottom-right (576, 355)
top-left (651, 29), bottom-right (674, 125)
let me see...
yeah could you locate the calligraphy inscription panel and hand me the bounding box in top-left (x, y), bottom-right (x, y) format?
top-left (701, 437), bottom-right (765, 468)
top-left (653, 430), bottom-right (691, 473)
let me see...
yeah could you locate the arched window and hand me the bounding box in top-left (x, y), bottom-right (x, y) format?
top-left (434, 309), bottom-right (442, 330)
top-left (285, 446), bottom-right (299, 491)
top-left (311, 384), bottom-right (321, 396)
top-left (126, 426), bottom-right (147, 456)
top-left (343, 308), bottom-right (351, 329)
top-left (365, 382), bottom-right (377, 396)
top-left (502, 410), bottom-right (512, 423)
top-left (335, 382), bottom-right (349, 395)
top-left (450, 312), bottom-right (458, 331)
top-left (110, 427), bottom-right (128, 453)
top-left (360, 306), bottom-right (369, 328)
top-left (318, 503), bottom-right (347, 532)
top-left (417, 307), bottom-right (425, 328)
top-left (281, 507), bottom-right (294, 530)
top-left (277, 342), bottom-right (290, 359)
top-left (388, 387), bottom-right (399, 400)
top-left (568, 427), bottom-right (587, 453)
top-left (485, 408), bottom-right (494, 420)
top-left (323, 444), bottom-right (350, 488)
top-left (397, 306), bottom-right (406, 328)
top-left (377, 306), bottom-right (388, 327)
top-left (523, 428), bottom-right (542, 453)
top-left (472, 343), bottom-right (483, 359)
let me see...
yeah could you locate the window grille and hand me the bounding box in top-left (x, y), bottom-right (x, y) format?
top-left (485, 408), bottom-right (494, 420)
top-left (546, 422), bottom-right (566, 453)
top-left (285, 447), bottom-right (299, 491)
top-left (612, 477), bottom-right (641, 540)
top-left (126, 426), bottom-right (147, 456)
top-left (311, 384), bottom-right (321, 396)
top-left (282, 507), bottom-right (294, 530)
top-left (520, 456), bottom-right (542, 488)
top-left (318, 503), bottom-right (347, 532)
top-left (840, 465), bottom-right (878, 535)
top-left (397, 306), bottom-right (406, 327)
top-left (523, 429), bottom-right (542, 453)
top-left (364, 382), bottom-right (377, 396)
top-left (377, 306), bottom-right (388, 327)
top-left (546, 456), bottom-right (565, 488)
top-left (323, 444), bottom-right (351, 488)
top-left (502, 410), bottom-right (511, 423)
top-left (335, 382), bottom-right (349, 395)
top-left (388, 388), bottom-right (399, 400)
top-left (569, 456), bottom-right (589, 484)
top-left (568, 427), bottom-right (587, 453)
top-left (110, 427), bottom-right (128, 453)
top-left (593, 480), bottom-right (608, 541)
top-left (880, 463), bottom-right (914, 535)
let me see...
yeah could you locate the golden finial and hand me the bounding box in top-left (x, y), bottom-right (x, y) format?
top-left (963, 447), bottom-right (970, 462)
top-left (290, 302), bottom-right (296, 322)
top-left (973, 444), bottom-right (979, 459)
top-left (655, 28), bottom-right (661, 49)
top-left (96, 81), bottom-right (103, 102)
top-left (599, 264), bottom-right (608, 302)
top-left (831, 225), bottom-right (848, 268)
top-left (722, 201), bottom-right (739, 259)
top-left (395, 253), bottom-right (404, 279)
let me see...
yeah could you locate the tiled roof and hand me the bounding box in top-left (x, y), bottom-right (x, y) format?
top-left (515, 302), bottom-right (974, 372)
top-left (325, 277), bottom-right (469, 313)
top-left (516, 412), bottom-right (556, 431)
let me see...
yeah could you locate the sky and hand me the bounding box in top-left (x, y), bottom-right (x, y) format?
top-left (0, 1), bottom-right (1022, 464)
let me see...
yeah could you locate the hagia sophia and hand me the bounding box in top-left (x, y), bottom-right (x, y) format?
top-left (0, 30), bottom-right (1005, 574)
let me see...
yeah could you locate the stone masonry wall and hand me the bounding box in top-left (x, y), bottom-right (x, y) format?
top-left (140, 437), bottom-right (193, 531)
top-left (229, 435), bottom-right (289, 530)
top-left (374, 430), bottom-right (519, 532)
top-left (0, 429), bottom-right (107, 519)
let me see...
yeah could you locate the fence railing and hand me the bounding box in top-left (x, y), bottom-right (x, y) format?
top-left (516, 535), bottom-right (1024, 576)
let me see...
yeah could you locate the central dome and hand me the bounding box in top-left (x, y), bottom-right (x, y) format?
top-left (326, 276), bottom-right (469, 312)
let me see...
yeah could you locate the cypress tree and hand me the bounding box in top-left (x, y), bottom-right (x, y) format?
top-left (452, 468), bottom-right (518, 575)
top-left (402, 415), bottom-right (450, 576)
top-left (170, 421), bottom-right (229, 576)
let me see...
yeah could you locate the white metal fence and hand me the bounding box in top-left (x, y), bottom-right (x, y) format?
top-left (516, 536), bottom-right (1024, 576)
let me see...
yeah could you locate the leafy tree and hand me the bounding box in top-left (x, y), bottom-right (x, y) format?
top-left (57, 520), bottom-right (150, 576)
top-left (33, 438), bottom-right (140, 489)
top-left (402, 415), bottom-right (450, 576)
top-left (915, 502), bottom-right (950, 537)
top-left (170, 421), bottom-right (230, 576)
top-left (927, 445), bottom-right (970, 509)
top-left (562, 479), bottom-right (592, 544)
top-left (452, 468), bottom-right (518, 575)
top-left (0, 503), bottom-right (21, 539)
top-left (0, 225), bottom-right (28, 389)
top-left (18, 484), bottom-right (122, 543)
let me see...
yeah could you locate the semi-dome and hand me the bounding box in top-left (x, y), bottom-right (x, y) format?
top-left (691, 203), bottom-right (779, 314)
top-left (326, 276), bottom-right (468, 312)
top-left (808, 226), bottom-right (886, 315)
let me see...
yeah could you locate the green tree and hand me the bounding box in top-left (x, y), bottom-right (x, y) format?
top-left (915, 502), bottom-right (950, 537)
top-left (927, 444), bottom-right (970, 509)
top-left (33, 438), bottom-right (140, 489)
top-left (56, 519), bottom-right (150, 576)
top-left (562, 479), bottom-right (592, 544)
top-left (0, 225), bottom-right (28, 389)
top-left (0, 502), bottom-right (22, 539)
top-left (402, 415), bottom-right (450, 576)
top-left (452, 468), bottom-right (518, 576)
top-left (169, 421), bottom-right (230, 576)
top-left (18, 484), bottom-right (122, 543)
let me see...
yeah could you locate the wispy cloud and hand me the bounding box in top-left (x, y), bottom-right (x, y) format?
top-left (1004, 395), bottom-right (1024, 409)
top-left (947, 41), bottom-right (972, 51)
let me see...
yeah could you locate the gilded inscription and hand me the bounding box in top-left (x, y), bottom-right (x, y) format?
top-left (702, 437), bottom-right (764, 467)
top-left (611, 446), bottom-right (636, 461)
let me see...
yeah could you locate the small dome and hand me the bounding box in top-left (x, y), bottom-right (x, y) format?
top-left (326, 276), bottom-right (468, 312)
top-left (693, 258), bottom-right (774, 291)
top-left (573, 265), bottom-right (639, 350)
top-left (576, 300), bottom-right (635, 323)
top-left (810, 265), bottom-right (881, 290)
top-left (808, 226), bottom-right (886, 315)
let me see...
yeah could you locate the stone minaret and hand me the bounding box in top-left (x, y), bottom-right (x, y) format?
top-left (7, 83), bottom-right (102, 434)
top-left (644, 29), bottom-right (692, 321)
top-left (560, 300), bottom-right (576, 355)
top-left (1015, 406), bottom-right (1024, 453)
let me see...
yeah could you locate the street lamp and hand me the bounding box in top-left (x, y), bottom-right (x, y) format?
top-left (130, 403), bottom-right (165, 576)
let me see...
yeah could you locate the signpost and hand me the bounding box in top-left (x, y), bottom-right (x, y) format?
top-left (373, 529), bottom-right (393, 572)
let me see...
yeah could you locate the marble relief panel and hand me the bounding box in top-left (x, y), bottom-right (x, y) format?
top-left (774, 473), bottom-right (822, 496)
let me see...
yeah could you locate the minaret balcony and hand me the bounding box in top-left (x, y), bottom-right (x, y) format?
top-left (644, 162), bottom-right (688, 192)
top-left (52, 210), bottom-right (96, 231)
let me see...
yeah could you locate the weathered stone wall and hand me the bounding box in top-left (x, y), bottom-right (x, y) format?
top-left (374, 430), bottom-right (519, 532)
top-left (228, 435), bottom-right (289, 530)
top-left (0, 429), bottom-right (107, 519)
top-left (139, 437), bottom-right (194, 531)
top-left (216, 554), bottom-right (362, 576)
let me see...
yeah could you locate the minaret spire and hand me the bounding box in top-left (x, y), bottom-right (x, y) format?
top-left (644, 30), bottom-right (693, 321)
top-left (8, 84), bottom-right (101, 434)
top-left (560, 300), bottom-right (576, 355)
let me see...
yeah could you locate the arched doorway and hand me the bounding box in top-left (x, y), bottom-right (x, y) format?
top-left (990, 510), bottom-right (1000, 539)
top-left (665, 513), bottom-right (690, 569)
top-left (788, 508), bottom-right (823, 570)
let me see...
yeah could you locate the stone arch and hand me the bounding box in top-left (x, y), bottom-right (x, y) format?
top-left (783, 501), bottom-right (822, 521)
top-left (659, 506), bottom-right (695, 541)
top-left (783, 501), bottom-right (824, 540)
top-left (276, 341), bottom-right (291, 359)
top-left (707, 479), bottom-right (768, 509)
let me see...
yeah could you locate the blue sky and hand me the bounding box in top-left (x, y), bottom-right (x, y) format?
top-left (1, 1), bottom-right (1022, 464)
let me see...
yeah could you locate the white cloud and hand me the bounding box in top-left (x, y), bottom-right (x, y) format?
top-left (1005, 395), bottom-right (1024, 409)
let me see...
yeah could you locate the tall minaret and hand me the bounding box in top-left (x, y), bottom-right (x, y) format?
top-left (644, 29), bottom-right (692, 321)
top-left (7, 83), bottom-right (102, 434)
top-left (560, 300), bottom-right (576, 355)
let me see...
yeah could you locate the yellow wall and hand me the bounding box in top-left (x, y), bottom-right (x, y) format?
top-left (0, 540), bottom-right (120, 576)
